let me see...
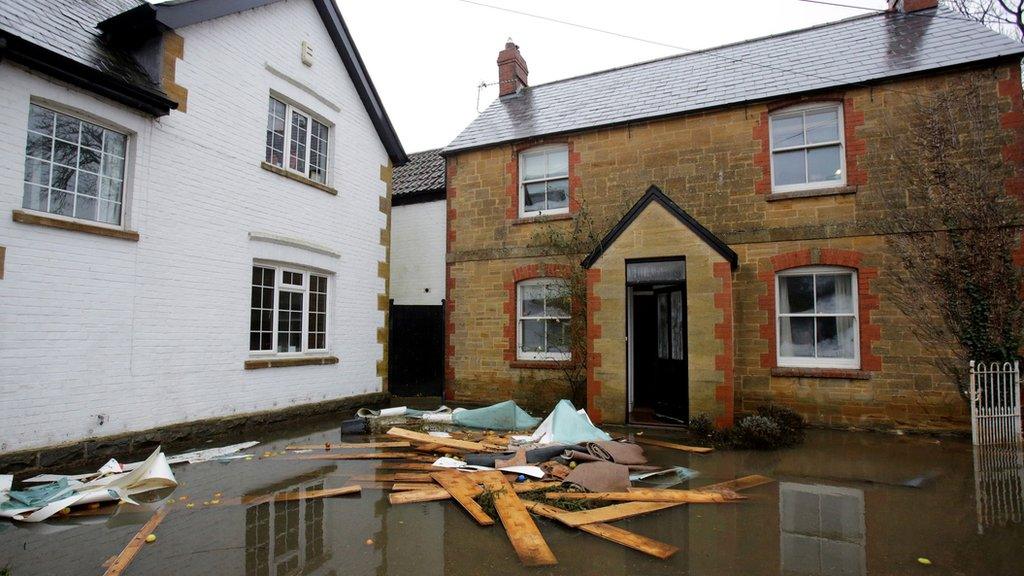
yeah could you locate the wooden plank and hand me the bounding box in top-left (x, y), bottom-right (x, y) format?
top-left (544, 488), bottom-right (745, 503)
top-left (697, 474), bottom-right (774, 492)
top-left (414, 442), bottom-right (466, 455)
top-left (242, 485), bottom-right (361, 504)
top-left (394, 472), bottom-right (435, 482)
top-left (391, 483), bottom-right (431, 491)
top-left (524, 475), bottom-right (774, 527)
top-left (479, 471), bottom-right (557, 567)
top-left (387, 427), bottom-right (493, 452)
top-left (288, 452), bottom-right (422, 460)
top-left (103, 506), bottom-right (170, 576)
top-left (634, 437), bottom-right (713, 454)
top-left (350, 474), bottom-right (433, 483)
top-left (388, 487), bottom-right (452, 505)
top-left (512, 481), bottom-right (562, 493)
top-left (542, 501), bottom-right (683, 527)
top-left (431, 470), bottom-right (493, 526)
top-left (286, 441), bottom-right (411, 450)
top-left (375, 463), bottom-right (447, 471)
top-left (578, 522), bottom-right (679, 560)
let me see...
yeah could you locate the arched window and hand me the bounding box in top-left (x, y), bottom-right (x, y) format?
top-left (769, 103), bottom-right (845, 192)
top-left (776, 266), bottom-right (859, 368)
top-left (517, 278), bottom-right (571, 361)
top-left (518, 144), bottom-right (569, 217)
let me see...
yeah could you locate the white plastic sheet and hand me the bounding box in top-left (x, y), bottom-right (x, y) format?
top-left (1, 448), bottom-right (177, 523)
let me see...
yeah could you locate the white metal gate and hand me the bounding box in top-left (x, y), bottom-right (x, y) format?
top-left (969, 360), bottom-right (1023, 445)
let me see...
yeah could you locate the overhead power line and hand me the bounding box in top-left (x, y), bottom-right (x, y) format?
top-left (458, 0), bottom-right (938, 100)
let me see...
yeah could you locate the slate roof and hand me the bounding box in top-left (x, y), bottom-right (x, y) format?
top-left (0, 0), bottom-right (162, 95)
top-left (393, 148), bottom-right (445, 198)
top-left (446, 7), bottom-right (1024, 153)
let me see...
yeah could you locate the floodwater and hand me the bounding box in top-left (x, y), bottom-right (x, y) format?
top-left (1, 420), bottom-right (1022, 576)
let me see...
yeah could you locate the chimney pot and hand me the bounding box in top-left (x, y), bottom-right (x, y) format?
top-left (497, 39), bottom-right (528, 97)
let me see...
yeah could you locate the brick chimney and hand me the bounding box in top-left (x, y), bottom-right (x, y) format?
top-left (887, 0), bottom-right (938, 11)
top-left (497, 39), bottom-right (528, 97)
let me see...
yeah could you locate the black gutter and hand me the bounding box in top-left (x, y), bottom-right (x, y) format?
top-left (392, 189), bottom-right (446, 207)
top-left (0, 32), bottom-right (175, 117)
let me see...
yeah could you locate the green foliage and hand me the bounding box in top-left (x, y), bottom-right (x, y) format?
top-left (687, 413), bottom-right (715, 439)
top-left (703, 405), bottom-right (807, 450)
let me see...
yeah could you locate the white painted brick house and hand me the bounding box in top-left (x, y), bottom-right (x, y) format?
top-left (0, 0), bottom-right (407, 454)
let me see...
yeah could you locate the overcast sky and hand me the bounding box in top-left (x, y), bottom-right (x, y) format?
top-left (334, 0), bottom-right (887, 153)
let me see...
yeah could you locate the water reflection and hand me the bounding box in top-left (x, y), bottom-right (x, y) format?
top-left (779, 483), bottom-right (865, 576)
top-left (245, 474), bottom-right (330, 576)
top-left (973, 444), bottom-right (1024, 534)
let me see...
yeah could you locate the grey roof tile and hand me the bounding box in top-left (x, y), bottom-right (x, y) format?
top-left (446, 8), bottom-right (1024, 153)
top-left (0, 0), bottom-right (162, 94)
top-left (393, 148), bottom-right (445, 196)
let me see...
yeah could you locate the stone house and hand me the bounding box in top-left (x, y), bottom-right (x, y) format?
top-left (0, 0), bottom-right (406, 456)
top-left (441, 1), bottom-right (1024, 428)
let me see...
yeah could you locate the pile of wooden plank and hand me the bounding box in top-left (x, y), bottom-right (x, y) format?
top-left (280, 426), bottom-right (772, 567)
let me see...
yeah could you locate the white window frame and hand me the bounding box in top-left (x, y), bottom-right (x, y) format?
top-left (518, 144), bottom-right (570, 218)
top-left (22, 102), bottom-right (131, 229)
top-left (768, 102), bottom-right (846, 193)
top-left (516, 278), bottom-right (571, 362)
top-left (265, 95), bottom-right (331, 185)
top-left (250, 263), bottom-right (331, 357)
top-left (775, 266), bottom-right (860, 369)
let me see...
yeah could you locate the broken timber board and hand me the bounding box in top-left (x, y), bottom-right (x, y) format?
top-left (431, 470), bottom-right (493, 526)
top-left (579, 523), bottom-right (679, 560)
top-left (414, 442), bottom-right (466, 455)
top-left (391, 483), bottom-right (431, 491)
top-left (697, 474), bottom-right (774, 492)
top-left (513, 481), bottom-right (562, 493)
top-left (103, 506), bottom-right (170, 576)
top-left (634, 437), bottom-right (713, 454)
top-left (350, 474), bottom-right (433, 483)
top-left (375, 463), bottom-right (447, 471)
top-left (285, 441), bottom-right (411, 450)
top-left (388, 487), bottom-right (452, 505)
top-left (545, 489), bottom-right (744, 503)
top-left (525, 474), bottom-right (775, 528)
top-left (523, 501), bottom-right (677, 560)
top-left (242, 485), bottom-right (361, 505)
top-left (479, 471), bottom-right (557, 567)
top-left (386, 427), bottom-right (492, 452)
top-left (288, 452), bottom-right (422, 460)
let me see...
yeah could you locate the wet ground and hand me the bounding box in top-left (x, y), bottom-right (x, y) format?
top-left (1, 418), bottom-right (1022, 576)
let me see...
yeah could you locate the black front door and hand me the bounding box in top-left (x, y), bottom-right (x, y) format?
top-left (652, 285), bottom-right (688, 422)
top-left (626, 258), bottom-right (688, 425)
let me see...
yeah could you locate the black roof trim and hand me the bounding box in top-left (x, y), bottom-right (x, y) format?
top-left (0, 33), bottom-right (176, 116)
top-left (392, 189), bottom-right (446, 207)
top-left (99, 0), bottom-right (407, 164)
top-left (581, 185), bottom-right (738, 270)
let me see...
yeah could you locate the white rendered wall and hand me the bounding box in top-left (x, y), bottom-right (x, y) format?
top-left (0, 0), bottom-right (390, 453)
top-left (389, 200), bottom-right (446, 306)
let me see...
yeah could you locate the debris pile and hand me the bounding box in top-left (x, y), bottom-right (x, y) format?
top-left (308, 400), bottom-right (777, 566)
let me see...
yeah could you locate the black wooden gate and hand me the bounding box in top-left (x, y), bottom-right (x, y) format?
top-left (388, 302), bottom-right (445, 396)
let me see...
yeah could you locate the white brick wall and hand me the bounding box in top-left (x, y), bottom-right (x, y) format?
top-left (0, 0), bottom-right (390, 453)
top-left (389, 200), bottom-right (446, 306)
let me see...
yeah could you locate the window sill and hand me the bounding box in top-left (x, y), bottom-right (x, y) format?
top-left (766, 186), bottom-right (857, 202)
top-left (260, 162), bottom-right (338, 196)
top-left (510, 360), bottom-right (575, 370)
top-left (245, 355), bottom-right (339, 370)
top-left (511, 212), bottom-right (574, 226)
top-left (771, 366), bottom-right (871, 380)
top-left (12, 210), bottom-right (139, 241)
